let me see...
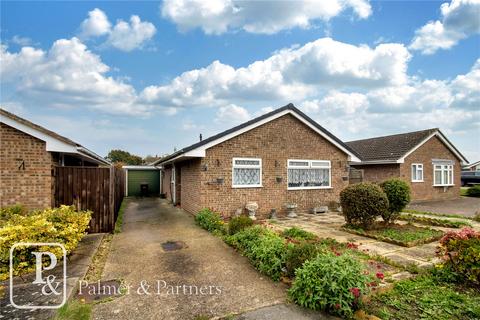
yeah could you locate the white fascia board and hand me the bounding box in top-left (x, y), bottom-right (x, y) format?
top-left (350, 160), bottom-right (401, 165)
top-left (399, 131), bottom-right (468, 164)
top-left (1, 115), bottom-right (77, 153)
top-left (191, 109), bottom-right (360, 161)
top-left (123, 166), bottom-right (161, 170)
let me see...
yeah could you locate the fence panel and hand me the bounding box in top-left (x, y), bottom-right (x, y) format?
top-left (54, 166), bottom-right (125, 233)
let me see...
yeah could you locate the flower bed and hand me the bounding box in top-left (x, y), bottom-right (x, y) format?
top-left (342, 222), bottom-right (444, 247)
top-left (398, 213), bottom-right (472, 228)
top-left (0, 205), bottom-right (91, 280)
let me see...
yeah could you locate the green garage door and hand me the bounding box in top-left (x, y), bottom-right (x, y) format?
top-left (127, 170), bottom-right (160, 196)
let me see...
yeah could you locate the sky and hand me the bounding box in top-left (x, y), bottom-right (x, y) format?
top-left (1, 0), bottom-right (479, 161)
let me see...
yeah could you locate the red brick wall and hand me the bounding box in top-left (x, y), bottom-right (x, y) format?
top-left (400, 135), bottom-right (461, 201)
top-left (179, 158), bottom-right (202, 214)
top-left (0, 123), bottom-right (54, 209)
top-left (351, 164), bottom-right (400, 183)
top-left (177, 114), bottom-right (350, 219)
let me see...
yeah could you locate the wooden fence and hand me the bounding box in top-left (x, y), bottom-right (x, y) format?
top-left (54, 166), bottom-right (125, 233)
top-left (349, 168), bottom-right (364, 184)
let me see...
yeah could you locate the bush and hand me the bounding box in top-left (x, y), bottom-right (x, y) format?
top-left (467, 185), bottom-right (480, 197)
top-left (282, 227), bottom-right (316, 241)
top-left (0, 205), bottom-right (91, 280)
top-left (380, 179), bottom-right (411, 223)
top-left (228, 216), bottom-right (253, 235)
top-left (437, 227), bottom-right (480, 286)
top-left (288, 252), bottom-right (374, 317)
top-left (195, 208), bottom-right (225, 234)
top-left (285, 242), bottom-right (319, 277)
top-left (0, 204), bottom-right (28, 224)
top-left (340, 183), bottom-right (389, 229)
top-left (226, 226), bottom-right (287, 281)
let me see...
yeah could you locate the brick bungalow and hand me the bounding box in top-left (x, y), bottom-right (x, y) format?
top-left (463, 160), bottom-right (480, 171)
top-left (154, 104), bottom-right (361, 218)
top-left (346, 128), bottom-right (468, 201)
top-left (0, 108), bottom-right (110, 209)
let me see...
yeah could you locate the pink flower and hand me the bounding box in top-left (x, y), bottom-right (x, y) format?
top-left (376, 272), bottom-right (384, 280)
top-left (335, 303), bottom-right (341, 309)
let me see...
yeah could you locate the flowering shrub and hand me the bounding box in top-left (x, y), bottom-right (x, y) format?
top-left (0, 205), bottom-right (91, 280)
top-left (437, 227), bottom-right (480, 286)
top-left (340, 183), bottom-right (389, 229)
top-left (288, 252), bottom-right (375, 317)
top-left (195, 208), bottom-right (225, 234)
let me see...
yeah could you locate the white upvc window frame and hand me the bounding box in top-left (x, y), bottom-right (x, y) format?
top-left (232, 157), bottom-right (262, 188)
top-left (433, 163), bottom-right (454, 187)
top-left (287, 159), bottom-right (332, 190)
top-left (411, 163), bottom-right (424, 182)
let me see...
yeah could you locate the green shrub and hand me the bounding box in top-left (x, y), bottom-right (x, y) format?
top-left (228, 216), bottom-right (253, 235)
top-left (226, 226), bottom-right (287, 281)
top-left (0, 205), bottom-right (91, 280)
top-left (195, 208), bottom-right (225, 234)
top-left (437, 227), bottom-right (480, 286)
top-left (0, 204), bottom-right (28, 225)
top-left (285, 242), bottom-right (319, 278)
top-left (466, 185), bottom-right (480, 197)
top-left (282, 227), bottom-right (316, 241)
top-left (288, 252), bottom-right (374, 317)
top-left (340, 183), bottom-right (389, 229)
top-left (380, 179), bottom-right (411, 223)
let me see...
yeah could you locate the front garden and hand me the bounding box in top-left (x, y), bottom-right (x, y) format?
top-left (193, 178), bottom-right (480, 319)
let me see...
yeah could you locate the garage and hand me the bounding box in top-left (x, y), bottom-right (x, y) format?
top-left (123, 166), bottom-right (161, 197)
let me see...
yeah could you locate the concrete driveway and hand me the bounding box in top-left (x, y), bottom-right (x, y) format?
top-left (407, 196), bottom-right (480, 217)
top-left (92, 198), bottom-right (287, 320)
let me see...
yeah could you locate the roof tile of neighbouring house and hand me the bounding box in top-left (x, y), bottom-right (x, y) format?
top-left (345, 128), bottom-right (439, 162)
top-left (155, 103), bottom-right (360, 164)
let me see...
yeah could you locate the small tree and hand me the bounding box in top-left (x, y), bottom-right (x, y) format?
top-left (340, 183), bottom-right (389, 229)
top-left (106, 149), bottom-right (143, 165)
top-left (380, 179), bottom-right (411, 223)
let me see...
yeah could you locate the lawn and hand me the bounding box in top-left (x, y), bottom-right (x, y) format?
top-left (398, 213), bottom-right (472, 228)
top-left (365, 271), bottom-right (480, 320)
top-left (343, 222), bottom-right (444, 247)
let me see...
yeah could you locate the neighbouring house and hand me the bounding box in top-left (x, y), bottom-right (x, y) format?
top-left (153, 104), bottom-right (360, 218)
top-left (346, 128), bottom-right (468, 201)
top-left (463, 160), bottom-right (480, 171)
top-left (0, 108), bottom-right (110, 210)
top-left (123, 165), bottom-right (161, 197)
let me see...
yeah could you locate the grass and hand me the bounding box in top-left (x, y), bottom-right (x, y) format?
top-left (365, 271), bottom-right (480, 320)
top-left (461, 187), bottom-right (469, 196)
top-left (54, 299), bottom-right (92, 320)
top-left (114, 198), bottom-right (128, 234)
top-left (404, 209), bottom-right (472, 220)
top-left (343, 222), bottom-right (444, 247)
top-left (281, 226), bottom-right (317, 240)
top-left (83, 234), bottom-right (113, 282)
top-left (398, 213), bottom-right (472, 228)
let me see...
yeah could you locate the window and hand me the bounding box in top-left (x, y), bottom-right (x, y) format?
top-left (433, 163), bottom-right (454, 186)
top-left (232, 158), bottom-right (262, 188)
top-left (287, 159), bottom-right (331, 190)
top-left (411, 163), bottom-right (423, 182)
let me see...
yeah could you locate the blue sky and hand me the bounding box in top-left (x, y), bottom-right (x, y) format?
top-left (1, 0), bottom-right (479, 161)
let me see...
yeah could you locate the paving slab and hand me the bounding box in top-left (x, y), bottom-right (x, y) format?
top-left (233, 303), bottom-right (339, 320)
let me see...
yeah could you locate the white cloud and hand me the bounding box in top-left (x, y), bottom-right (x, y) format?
top-left (161, 0), bottom-right (371, 35)
top-left (79, 8), bottom-right (111, 38)
top-left (214, 104), bottom-right (251, 125)
top-left (106, 15), bottom-right (157, 52)
top-left (409, 0), bottom-right (480, 54)
top-left (0, 38), bottom-right (147, 115)
top-left (140, 38), bottom-right (410, 109)
top-left (10, 35), bottom-right (34, 46)
top-left (79, 8), bottom-right (156, 51)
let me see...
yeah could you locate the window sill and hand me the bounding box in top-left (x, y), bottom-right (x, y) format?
top-left (411, 180), bottom-right (424, 183)
top-left (232, 185), bottom-right (263, 189)
top-left (433, 184), bottom-right (455, 187)
top-left (288, 186), bottom-right (332, 190)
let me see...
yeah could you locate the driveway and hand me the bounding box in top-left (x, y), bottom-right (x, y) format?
top-left (92, 198), bottom-right (287, 320)
top-left (407, 196), bottom-right (480, 217)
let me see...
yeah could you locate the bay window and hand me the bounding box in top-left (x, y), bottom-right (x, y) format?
top-left (232, 158), bottom-right (262, 188)
top-left (287, 159), bottom-right (331, 190)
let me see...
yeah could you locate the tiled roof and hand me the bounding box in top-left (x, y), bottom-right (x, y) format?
top-left (345, 129), bottom-right (438, 162)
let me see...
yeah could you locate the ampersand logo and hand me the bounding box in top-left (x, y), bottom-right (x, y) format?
top-left (9, 243), bottom-right (67, 309)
